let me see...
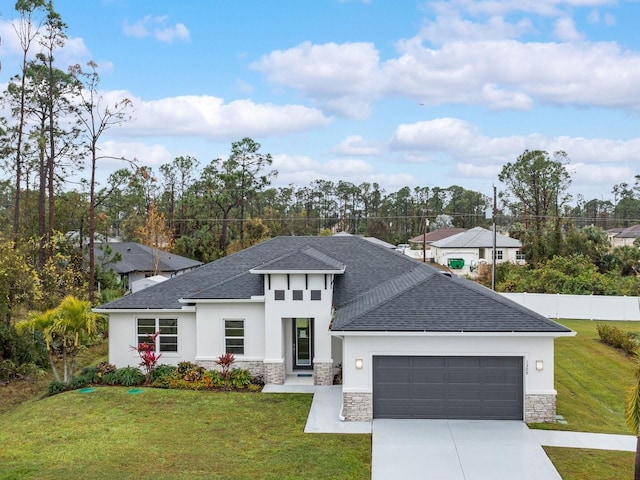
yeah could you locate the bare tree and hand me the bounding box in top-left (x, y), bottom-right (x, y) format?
top-left (69, 61), bottom-right (132, 303)
top-left (8, 0), bottom-right (47, 246)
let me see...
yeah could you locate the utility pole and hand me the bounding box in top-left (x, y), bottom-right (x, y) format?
top-left (423, 217), bottom-right (429, 263)
top-left (491, 185), bottom-right (497, 291)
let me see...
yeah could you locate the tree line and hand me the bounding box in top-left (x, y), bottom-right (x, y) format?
top-left (0, 1), bottom-right (639, 318)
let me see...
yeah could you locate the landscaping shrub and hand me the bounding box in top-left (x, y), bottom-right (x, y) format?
top-left (78, 366), bottom-right (101, 384)
top-left (251, 374), bottom-right (265, 387)
top-left (228, 368), bottom-right (252, 389)
top-left (116, 367), bottom-right (145, 386)
top-left (95, 361), bottom-right (116, 379)
top-left (596, 323), bottom-right (638, 355)
top-left (102, 367), bottom-right (145, 386)
top-left (47, 380), bottom-right (67, 396)
top-left (203, 370), bottom-right (224, 389)
top-left (0, 359), bottom-right (41, 382)
top-left (150, 364), bottom-right (176, 388)
top-left (175, 361), bottom-right (205, 380)
top-left (69, 375), bottom-right (89, 390)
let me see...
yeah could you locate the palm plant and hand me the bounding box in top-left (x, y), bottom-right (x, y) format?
top-left (625, 351), bottom-right (640, 480)
top-left (17, 296), bottom-right (101, 384)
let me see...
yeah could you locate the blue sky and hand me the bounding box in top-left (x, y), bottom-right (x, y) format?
top-left (1, 0), bottom-right (640, 204)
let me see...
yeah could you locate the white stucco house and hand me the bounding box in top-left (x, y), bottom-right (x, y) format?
top-left (431, 226), bottom-right (525, 275)
top-left (95, 235), bottom-right (573, 423)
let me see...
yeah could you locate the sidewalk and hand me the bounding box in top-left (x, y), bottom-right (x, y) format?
top-left (531, 429), bottom-right (636, 452)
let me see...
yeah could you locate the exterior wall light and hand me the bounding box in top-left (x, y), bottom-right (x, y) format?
top-left (355, 358), bottom-right (363, 369)
top-left (535, 360), bottom-right (544, 371)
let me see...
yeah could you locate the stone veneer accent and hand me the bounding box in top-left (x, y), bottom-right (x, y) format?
top-left (525, 393), bottom-right (556, 423)
top-left (342, 392), bottom-right (373, 422)
top-left (263, 361), bottom-right (285, 384)
top-left (313, 361), bottom-right (334, 386)
top-left (196, 360), bottom-right (264, 377)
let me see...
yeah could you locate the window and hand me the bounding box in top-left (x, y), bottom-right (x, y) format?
top-left (274, 290), bottom-right (285, 301)
top-left (495, 250), bottom-right (503, 260)
top-left (293, 290), bottom-right (303, 301)
top-left (516, 250), bottom-right (525, 261)
top-left (225, 320), bottom-right (244, 355)
top-left (137, 318), bottom-right (178, 353)
top-left (310, 290), bottom-right (322, 301)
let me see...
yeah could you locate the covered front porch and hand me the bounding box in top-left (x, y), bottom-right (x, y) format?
top-left (262, 317), bottom-right (339, 386)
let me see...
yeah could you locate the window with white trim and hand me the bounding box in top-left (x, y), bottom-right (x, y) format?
top-left (516, 250), bottom-right (525, 261)
top-left (137, 318), bottom-right (178, 352)
top-left (495, 250), bottom-right (503, 260)
top-left (225, 319), bottom-right (245, 355)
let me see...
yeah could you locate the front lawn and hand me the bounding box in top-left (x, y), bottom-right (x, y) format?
top-left (539, 319), bottom-right (639, 479)
top-left (532, 319), bottom-right (639, 434)
top-left (0, 388), bottom-right (371, 480)
top-left (544, 447), bottom-right (634, 480)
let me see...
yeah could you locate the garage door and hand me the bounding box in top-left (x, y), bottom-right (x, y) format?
top-left (373, 356), bottom-right (523, 420)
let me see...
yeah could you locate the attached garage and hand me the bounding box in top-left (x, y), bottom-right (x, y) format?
top-left (372, 355), bottom-right (523, 420)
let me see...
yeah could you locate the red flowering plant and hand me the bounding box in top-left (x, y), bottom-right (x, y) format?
top-left (215, 352), bottom-right (235, 381)
top-left (131, 332), bottom-right (162, 384)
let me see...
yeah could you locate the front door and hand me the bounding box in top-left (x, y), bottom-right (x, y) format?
top-left (293, 318), bottom-right (313, 369)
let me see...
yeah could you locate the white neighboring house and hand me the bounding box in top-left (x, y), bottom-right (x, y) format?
top-left (131, 275), bottom-right (168, 293)
top-left (431, 227), bottom-right (525, 275)
top-left (95, 235), bottom-right (572, 423)
top-left (608, 225), bottom-right (640, 248)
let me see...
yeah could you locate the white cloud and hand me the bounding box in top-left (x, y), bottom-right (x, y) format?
top-left (384, 39), bottom-right (640, 110)
top-left (335, 135), bottom-right (382, 155)
top-left (553, 17), bottom-right (584, 41)
top-left (122, 95), bottom-right (331, 140)
top-left (251, 41), bottom-right (382, 118)
top-left (122, 16), bottom-right (190, 43)
top-left (389, 117), bottom-right (640, 192)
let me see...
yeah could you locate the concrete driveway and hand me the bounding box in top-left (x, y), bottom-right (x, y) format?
top-left (372, 419), bottom-right (562, 480)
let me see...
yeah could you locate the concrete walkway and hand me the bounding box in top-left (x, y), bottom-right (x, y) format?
top-left (531, 429), bottom-right (636, 452)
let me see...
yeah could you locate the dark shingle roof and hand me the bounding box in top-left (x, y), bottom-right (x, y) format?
top-left (94, 242), bottom-right (203, 274)
top-left (98, 236), bottom-right (570, 333)
top-left (251, 246), bottom-right (345, 272)
top-left (616, 225), bottom-right (640, 238)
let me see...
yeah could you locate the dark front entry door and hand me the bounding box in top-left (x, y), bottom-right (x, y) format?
top-left (293, 318), bottom-right (313, 369)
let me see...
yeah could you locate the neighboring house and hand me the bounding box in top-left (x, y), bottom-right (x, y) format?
top-left (609, 225), bottom-right (640, 248)
top-left (408, 228), bottom-right (467, 261)
top-left (131, 275), bottom-right (168, 293)
top-left (431, 226), bottom-right (524, 274)
top-left (94, 242), bottom-right (203, 291)
top-left (96, 235), bottom-right (572, 423)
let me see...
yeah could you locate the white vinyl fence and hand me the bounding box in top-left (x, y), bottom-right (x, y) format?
top-left (500, 292), bottom-right (640, 321)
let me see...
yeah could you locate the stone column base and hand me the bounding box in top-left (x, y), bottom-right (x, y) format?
top-left (263, 360), bottom-right (285, 384)
top-left (313, 361), bottom-right (334, 385)
top-left (525, 393), bottom-right (556, 423)
top-left (342, 392), bottom-right (373, 421)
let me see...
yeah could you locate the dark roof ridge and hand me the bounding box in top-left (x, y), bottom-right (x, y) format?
top-left (335, 266), bottom-right (435, 327)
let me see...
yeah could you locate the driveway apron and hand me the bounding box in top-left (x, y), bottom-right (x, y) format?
top-left (372, 419), bottom-right (562, 480)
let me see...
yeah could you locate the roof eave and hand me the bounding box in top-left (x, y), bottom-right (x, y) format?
top-left (331, 330), bottom-right (575, 337)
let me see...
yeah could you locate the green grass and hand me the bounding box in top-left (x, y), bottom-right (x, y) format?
top-left (531, 319), bottom-right (639, 434)
top-left (544, 447), bottom-right (634, 480)
top-left (538, 319), bottom-right (639, 479)
top-left (0, 388), bottom-right (370, 480)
